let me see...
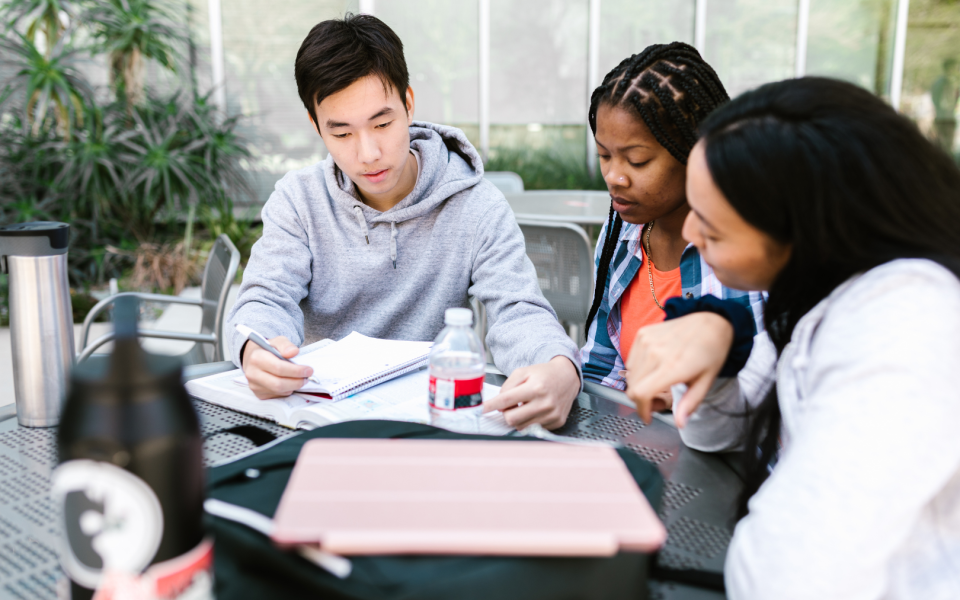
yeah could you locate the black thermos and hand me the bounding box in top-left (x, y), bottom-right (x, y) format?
top-left (54, 297), bottom-right (209, 599)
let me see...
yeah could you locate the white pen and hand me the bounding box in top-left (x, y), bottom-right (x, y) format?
top-left (236, 324), bottom-right (321, 383)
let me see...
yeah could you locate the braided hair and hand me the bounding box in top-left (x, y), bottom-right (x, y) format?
top-left (584, 42), bottom-right (730, 335)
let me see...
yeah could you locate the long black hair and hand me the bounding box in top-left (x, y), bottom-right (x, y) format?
top-left (699, 77), bottom-right (960, 519)
top-left (585, 42), bottom-right (730, 333)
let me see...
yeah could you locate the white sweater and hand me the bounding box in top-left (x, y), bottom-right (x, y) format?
top-left (679, 259), bottom-right (960, 600)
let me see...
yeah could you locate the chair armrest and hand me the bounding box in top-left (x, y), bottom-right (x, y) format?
top-left (183, 361), bottom-right (237, 382)
top-left (136, 329), bottom-right (217, 344)
top-left (79, 291), bottom-right (204, 351)
top-left (77, 330), bottom-right (217, 364)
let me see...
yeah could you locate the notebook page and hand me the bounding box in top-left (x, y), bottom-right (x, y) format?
top-left (296, 370), bottom-right (430, 425)
top-left (295, 370), bottom-right (512, 435)
top-left (360, 376), bottom-right (512, 434)
top-left (290, 332), bottom-right (432, 395)
top-left (349, 387), bottom-right (512, 435)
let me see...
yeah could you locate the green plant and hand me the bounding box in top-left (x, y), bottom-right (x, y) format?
top-left (84, 0), bottom-right (184, 106)
top-left (118, 94), bottom-right (250, 239)
top-left (0, 31), bottom-right (88, 136)
top-left (0, 0), bottom-right (252, 292)
top-left (50, 104), bottom-right (125, 241)
top-left (70, 287), bottom-right (101, 323)
top-left (199, 203), bottom-right (262, 267)
top-left (0, 114), bottom-right (61, 222)
top-left (190, 97), bottom-right (251, 200)
top-left (0, 0), bottom-right (84, 53)
top-left (117, 96), bottom-right (213, 238)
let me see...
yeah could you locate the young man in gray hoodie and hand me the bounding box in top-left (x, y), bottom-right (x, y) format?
top-left (227, 14), bottom-right (581, 430)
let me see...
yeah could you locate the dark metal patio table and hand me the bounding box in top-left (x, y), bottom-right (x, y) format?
top-left (0, 363), bottom-right (740, 600)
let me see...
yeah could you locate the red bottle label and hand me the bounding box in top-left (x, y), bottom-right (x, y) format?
top-left (429, 375), bottom-right (484, 410)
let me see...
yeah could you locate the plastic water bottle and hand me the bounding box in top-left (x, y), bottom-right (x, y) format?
top-left (429, 307), bottom-right (486, 433)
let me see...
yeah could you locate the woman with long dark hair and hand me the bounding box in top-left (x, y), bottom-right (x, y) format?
top-left (580, 42), bottom-right (764, 396)
top-left (626, 77), bottom-right (960, 598)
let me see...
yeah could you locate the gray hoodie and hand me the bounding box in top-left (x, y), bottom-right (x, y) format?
top-left (226, 121), bottom-right (580, 380)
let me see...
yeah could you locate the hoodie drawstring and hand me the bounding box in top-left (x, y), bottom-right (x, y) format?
top-left (356, 206), bottom-right (398, 268)
top-left (390, 222), bottom-right (398, 269)
top-left (353, 206), bottom-right (370, 244)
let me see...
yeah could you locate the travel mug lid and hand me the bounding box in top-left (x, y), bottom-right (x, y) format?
top-left (0, 222), bottom-right (69, 272)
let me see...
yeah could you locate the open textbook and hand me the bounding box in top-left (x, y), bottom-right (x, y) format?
top-left (185, 341), bottom-right (511, 434)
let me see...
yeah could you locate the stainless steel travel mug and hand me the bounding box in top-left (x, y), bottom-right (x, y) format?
top-left (0, 222), bottom-right (75, 427)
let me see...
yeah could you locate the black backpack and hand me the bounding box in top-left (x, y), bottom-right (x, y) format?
top-left (205, 420), bottom-right (665, 600)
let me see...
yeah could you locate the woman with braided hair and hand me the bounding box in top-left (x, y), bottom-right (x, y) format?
top-left (580, 42), bottom-right (764, 396)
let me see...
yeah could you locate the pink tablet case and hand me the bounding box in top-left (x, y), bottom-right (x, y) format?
top-left (271, 439), bottom-right (667, 556)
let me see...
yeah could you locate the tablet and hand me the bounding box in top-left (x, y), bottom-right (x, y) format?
top-left (271, 438), bottom-right (667, 556)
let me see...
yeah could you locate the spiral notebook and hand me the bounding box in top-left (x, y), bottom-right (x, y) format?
top-left (289, 332), bottom-right (432, 400)
top-left (236, 332), bottom-right (433, 401)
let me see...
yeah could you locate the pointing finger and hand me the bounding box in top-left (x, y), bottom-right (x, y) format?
top-left (673, 374), bottom-right (714, 429)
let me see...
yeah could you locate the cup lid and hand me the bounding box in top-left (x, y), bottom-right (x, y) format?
top-left (0, 221), bottom-right (69, 258)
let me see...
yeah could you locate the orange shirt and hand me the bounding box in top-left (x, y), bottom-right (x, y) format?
top-left (619, 247), bottom-right (682, 362)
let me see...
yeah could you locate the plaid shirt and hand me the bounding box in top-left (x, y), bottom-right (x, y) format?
top-left (580, 220), bottom-right (766, 390)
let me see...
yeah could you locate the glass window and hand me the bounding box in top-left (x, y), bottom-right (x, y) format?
top-left (901, 0), bottom-right (960, 159)
top-left (598, 0), bottom-right (695, 79)
top-left (216, 0), bottom-right (355, 201)
top-left (703, 0), bottom-right (798, 97)
top-left (806, 0), bottom-right (897, 97)
top-left (485, 0), bottom-right (589, 168)
top-left (375, 0), bottom-right (479, 128)
top-left (489, 0), bottom-right (589, 125)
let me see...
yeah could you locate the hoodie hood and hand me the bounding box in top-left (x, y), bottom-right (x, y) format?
top-left (323, 121), bottom-right (485, 227)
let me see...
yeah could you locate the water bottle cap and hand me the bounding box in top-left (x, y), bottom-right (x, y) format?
top-left (444, 307), bottom-right (473, 326)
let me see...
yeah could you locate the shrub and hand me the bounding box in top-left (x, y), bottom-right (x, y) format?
top-left (0, 1), bottom-right (252, 291)
top-left (486, 145), bottom-right (607, 191)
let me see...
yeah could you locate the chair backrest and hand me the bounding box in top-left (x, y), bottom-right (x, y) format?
top-left (483, 171), bottom-right (525, 194)
top-left (199, 234), bottom-right (241, 362)
top-left (516, 219), bottom-right (594, 328)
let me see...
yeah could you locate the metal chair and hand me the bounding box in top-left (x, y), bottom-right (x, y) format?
top-left (515, 219), bottom-right (595, 346)
top-left (483, 171), bottom-right (525, 193)
top-left (77, 234), bottom-right (241, 365)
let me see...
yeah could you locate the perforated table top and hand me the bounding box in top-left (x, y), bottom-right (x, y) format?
top-left (0, 385), bottom-right (738, 600)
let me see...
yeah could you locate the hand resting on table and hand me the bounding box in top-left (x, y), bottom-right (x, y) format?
top-left (482, 356), bottom-right (580, 431)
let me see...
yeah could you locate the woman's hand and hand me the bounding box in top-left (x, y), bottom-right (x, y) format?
top-left (625, 312), bottom-right (733, 426)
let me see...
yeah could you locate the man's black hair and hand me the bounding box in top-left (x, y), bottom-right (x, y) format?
top-left (584, 42), bottom-right (730, 334)
top-left (295, 13), bottom-right (410, 129)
